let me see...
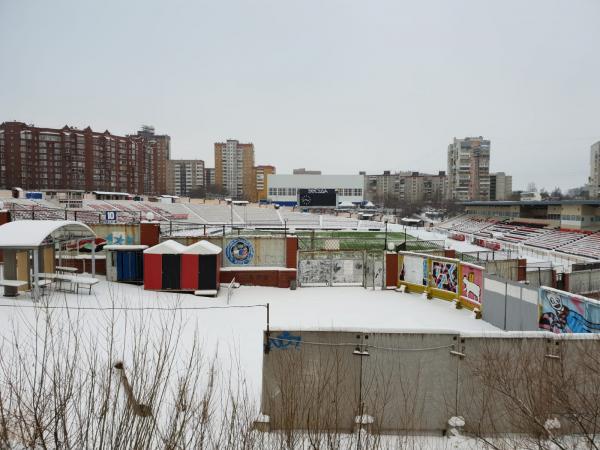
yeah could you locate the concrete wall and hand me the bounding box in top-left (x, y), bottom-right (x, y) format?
top-left (297, 250), bottom-right (378, 287)
top-left (482, 275), bottom-right (539, 331)
top-left (262, 329), bottom-right (600, 435)
top-left (567, 268), bottom-right (600, 295)
top-left (526, 267), bottom-right (555, 288)
top-left (483, 258), bottom-right (524, 281)
top-left (172, 235), bottom-right (288, 268)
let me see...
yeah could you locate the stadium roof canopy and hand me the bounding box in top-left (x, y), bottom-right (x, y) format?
top-left (0, 220), bottom-right (95, 250)
top-left (462, 200), bottom-right (600, 207)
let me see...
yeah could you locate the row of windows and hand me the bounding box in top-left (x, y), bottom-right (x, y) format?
top-left (268, 188), bottom-right (363, 196)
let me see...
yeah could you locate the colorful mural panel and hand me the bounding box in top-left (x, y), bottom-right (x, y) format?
top-left (461, 264), bottom-right (484, 305)
top-left (431, 260), bottom-right (458, 293)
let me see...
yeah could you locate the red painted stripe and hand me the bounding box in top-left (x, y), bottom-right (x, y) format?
top-left (180, 254), bottom-right (199, 290)
top-left (144, 254), bottom-right (162, 290)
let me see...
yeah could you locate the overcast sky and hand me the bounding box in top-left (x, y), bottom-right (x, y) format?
top-left (1, 0), bottom-right (599, 191)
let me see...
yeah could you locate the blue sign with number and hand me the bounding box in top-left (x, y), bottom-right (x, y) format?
top-left (105, 211), bottom-right (117, 223)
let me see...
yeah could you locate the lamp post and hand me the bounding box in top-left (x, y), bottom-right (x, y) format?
top-left (384, 220), bottom-right (388, 251)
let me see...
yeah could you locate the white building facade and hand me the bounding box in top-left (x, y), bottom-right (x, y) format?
top-left (267, 174), bottom-right (364, 206)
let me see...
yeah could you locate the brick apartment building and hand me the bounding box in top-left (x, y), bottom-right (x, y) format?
top-left (0, 122), bottom-right (170, 195)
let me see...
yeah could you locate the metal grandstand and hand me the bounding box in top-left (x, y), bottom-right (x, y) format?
top-left (3, 199), bottom-right (386, 233)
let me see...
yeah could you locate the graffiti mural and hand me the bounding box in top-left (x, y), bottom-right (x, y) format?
top-left (225, 238), bottom-right (255, 265)
top-left (269, 331), bottom-right (302, 350)
top-left (400, 254), bottom-right (427, 286)
top-left (461, 264), bottom-right (484, 305)
top-left (431, 260), bottom-right (458, 293)
top-left (539, 288), bottom-right (600, 334)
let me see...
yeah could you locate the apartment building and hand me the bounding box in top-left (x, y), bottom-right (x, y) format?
top-left (167, 159), bottom-right (205, 196)
top-left (214, 140), bottom-right (255, 200)
top-left (364, 171), bottom-right (447, 205)
top-left (205, 167), bottom-right (216, 187)
top-left (129, 125), bottom-right (170, 195)
top-left (490, 172), bottom-right (513, 201)
top-left (254, 165), bottom-right (276, 202)
top-left (447, 137), bottom-right (491, 201)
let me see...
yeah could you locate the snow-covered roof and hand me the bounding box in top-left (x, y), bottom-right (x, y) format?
top-left (338, 201), bottom-right (355, 207)
top-left (103, 245), bottom-right (149, 251)
top-left (144, 239), bottom-right (187, 254)
top-left (182, 240), bottom-right (222, 255)
top-left (92, 191), bottom-right (131, 196)
top-left (0, 220), bottom-right (95, 249)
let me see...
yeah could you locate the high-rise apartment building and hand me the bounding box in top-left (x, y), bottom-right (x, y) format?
top-left (166, 159), bottom-right (205, 196)
top-left (254, 165), bottom-right (276, 202)
top-left (0, 121), bottom-right (169, 194)
top-left (447, 137), bottom-right (490, 201)
top-left (128, 125), bottom-right (170, 195)
top-left (204, 168), bottom-right (216, 187)
top-left (589, 141), bottom-right (600, 198)
top-left (490, 172), bottom-right (513, 201)
top-left (214, 140), bottom-right (255, 199)
top-left (364, 171), bottom-right (447, 205)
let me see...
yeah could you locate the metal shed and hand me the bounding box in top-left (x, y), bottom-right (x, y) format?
top-left (181, 240), bottom-right (222, 292)
top-left (104, 245), bottom-right (148, 284)
top-left (143, 240), bottom-right (187, 291)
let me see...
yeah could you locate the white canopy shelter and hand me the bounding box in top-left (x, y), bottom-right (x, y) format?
top-left (0, 220), bottom-right (95, 250)
top-left (0, 220), bottom-right (97, 300)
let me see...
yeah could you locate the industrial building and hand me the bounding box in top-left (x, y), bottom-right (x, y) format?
top-left (267, 174), bottom-right (364, 207)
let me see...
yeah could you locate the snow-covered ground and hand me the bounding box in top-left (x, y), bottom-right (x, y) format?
top-left (0, 277), bottom-right (498, 397)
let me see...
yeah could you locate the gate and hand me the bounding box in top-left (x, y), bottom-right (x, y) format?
top-left (364, 251), bottom-right (385, 289)
top-left (298, 251), bottom-right (365, 287)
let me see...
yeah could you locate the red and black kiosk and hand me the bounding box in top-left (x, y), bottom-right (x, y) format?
top-left (143, 240), bottom-right (187, 291)
top-left (181, 240), bottom-right (222, 293)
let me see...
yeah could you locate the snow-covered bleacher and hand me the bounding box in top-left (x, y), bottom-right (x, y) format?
top-left (557, 233), bottom-right (600, 259)
top-left (525, 230), bottom-right (585, 250)
top-left (438, 214), bottom-right (600, 260)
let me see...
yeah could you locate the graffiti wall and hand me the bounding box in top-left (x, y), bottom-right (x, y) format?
top-left (397, 251), bottom-right (487, 308)
top-left (460, 263), bottom-right (484, 306)
top-left (539, 287), bottom-right (600, 334)
top-left (90, 224), bottom-right (140, 249)
top-left (400, 253), bottom-right (427, 286)
top-left (431, 260), bottom-right (458, 293)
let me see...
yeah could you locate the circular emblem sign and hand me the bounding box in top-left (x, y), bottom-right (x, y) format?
top-left (225, 238), bottom-right (254, 265)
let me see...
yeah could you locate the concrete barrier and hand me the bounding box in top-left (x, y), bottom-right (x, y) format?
top-left (261, 329), bottom-right (600, 435)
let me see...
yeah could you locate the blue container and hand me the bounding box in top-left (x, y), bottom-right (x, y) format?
top-left (116, 251), bottom-right (143, 282)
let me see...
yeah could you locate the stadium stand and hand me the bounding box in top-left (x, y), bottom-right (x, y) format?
top-left (438, 215), bottom-right (600, 260)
